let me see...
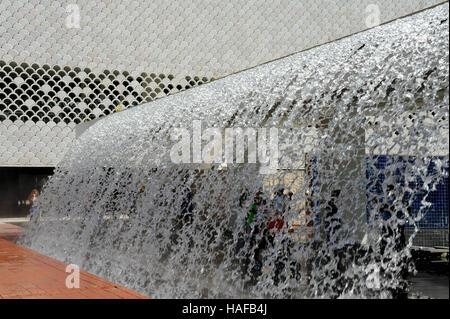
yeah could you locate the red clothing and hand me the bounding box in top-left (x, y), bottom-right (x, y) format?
top-left (267, 213), bottom-right (286, 235)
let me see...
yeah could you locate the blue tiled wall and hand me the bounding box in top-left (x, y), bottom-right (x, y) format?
top-left (366, 156), bottom-right (449, 230)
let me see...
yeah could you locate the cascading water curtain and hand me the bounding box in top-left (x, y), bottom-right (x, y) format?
top-left (21, 4), bottom-right (448, 298)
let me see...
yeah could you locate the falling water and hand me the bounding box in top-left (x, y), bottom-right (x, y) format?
top-left (21, 4), bottom-right (449, 298)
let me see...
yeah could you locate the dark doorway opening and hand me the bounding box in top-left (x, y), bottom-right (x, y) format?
top-left (0, 167), bottom-right (54, 218)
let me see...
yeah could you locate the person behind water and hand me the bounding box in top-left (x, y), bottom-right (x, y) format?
top-left (245, 191), bottom-right (266, 243)
top-left (19, 188), bottom-right (39, 209)
top-left (321, 189), bottom-right (348, 298)
top-left (324, 189), bottom-right (341, 243)
top-left (267, 188), bottom-right (297, 285)
top-left (268, 188), bottom-right (288, 239)
top-left (243, 191), bottom-right (269, 282)
top-left (28, 188), bottom-right (39, 216)
top-left (380, 185), bottom-right (406, 254)
top-left (379, 184), bottom-right (408, 299)
top-left (180, 189), bottom-right (195, 224)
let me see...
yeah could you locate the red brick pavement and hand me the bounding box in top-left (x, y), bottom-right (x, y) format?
top-left (0, 223), bottom-right (23, 241)
top-left (0, 237), bottom-right (148, 299)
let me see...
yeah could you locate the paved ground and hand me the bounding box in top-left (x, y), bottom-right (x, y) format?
top-left (409, 271), bottom-right (449, 299)
top-left (0, 236), bottom-right (148, 299)
top-left (0, 223), bottom-right (24, 241)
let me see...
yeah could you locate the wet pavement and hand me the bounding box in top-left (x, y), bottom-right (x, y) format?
top-left (0, 223), bottom-right (24, 241)
top-left (409, 271), bottom-right (449, 299)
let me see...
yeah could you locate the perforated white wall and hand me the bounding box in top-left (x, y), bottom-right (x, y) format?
top-left (0, 0), bottom-right (445, 166)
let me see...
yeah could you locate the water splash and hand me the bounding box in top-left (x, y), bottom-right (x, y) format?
top-left (21, 4), bottom-right (449, 299)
